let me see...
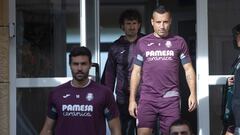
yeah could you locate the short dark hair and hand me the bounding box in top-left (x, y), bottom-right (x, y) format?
top-left (119, 9), bottom-right (142, 27)
top-left (232, 24), bottom-right (240, 49)
top-left (69, 46), bottom-right (92, 65)
top-left (169, 119), bottom-right (192, 134)
top-left (152, 5), bottom-right (172, 19)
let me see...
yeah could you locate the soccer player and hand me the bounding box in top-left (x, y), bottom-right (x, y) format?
top-left (128, 5), bottom-right (197, 135)
top-left (40, 46), bottom-right (121, 135)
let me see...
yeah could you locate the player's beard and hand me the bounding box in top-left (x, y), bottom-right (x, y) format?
top-left (72, 71), bottom-right (89, 82)
top-left (158, 28), bottom-right (169, 36)
top-left (126, 29), bottom-right (138, 37)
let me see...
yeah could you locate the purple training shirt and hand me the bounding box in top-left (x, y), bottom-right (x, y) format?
top-left (47, 80), bottom-right (119, 135)
top-left (134, 33), bottom-right (191, 101)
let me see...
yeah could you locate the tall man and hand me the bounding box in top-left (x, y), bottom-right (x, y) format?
top-left (40, 46), bottom-right (121, 135)
top-left (128, 5), bottom-right (197, 135)
top-left (101, 9), bottom-right (144, 135)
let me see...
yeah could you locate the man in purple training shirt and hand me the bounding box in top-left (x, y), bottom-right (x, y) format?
top-left (128, 5), bottom-right (197, 135)
top-left (40, 46), bottom-right (121, 135)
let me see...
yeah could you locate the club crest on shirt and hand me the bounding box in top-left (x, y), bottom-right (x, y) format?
top-left (165, 41), bottom-right (172, 48)
top-left (86, 93), bottom-right (94, 101)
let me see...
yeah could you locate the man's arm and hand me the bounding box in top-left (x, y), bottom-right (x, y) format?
top-left (40, 116), bottom-right (55, 135)
top-left (101, 48), bottom-right (116, 91)
top-left (129, 64), bottom-right (141, 118)
top-left (108, 117), bottom-right (121, 135)
top-left (183, 62), bottom-right (197, 112)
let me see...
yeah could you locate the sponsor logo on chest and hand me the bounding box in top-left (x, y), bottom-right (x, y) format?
top-left (60, 92), bottom-right (95, 117)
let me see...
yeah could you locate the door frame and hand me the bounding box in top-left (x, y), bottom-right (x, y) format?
top-left (196, 0), bottom-right (230, 134)
top-left (9, 0), bottom-right (228, 134)
top-left (9, 0), bottom-right (100, 134)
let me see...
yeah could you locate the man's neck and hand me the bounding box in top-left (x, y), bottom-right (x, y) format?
top-left (71, 79), bottom-right (91, 88)
top-left (125, 35), bottom-right (138, 43)
top-left (153, 32), bottom-right (169, 38)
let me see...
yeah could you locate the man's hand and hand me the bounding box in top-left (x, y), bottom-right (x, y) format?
top-left (188, 93), bottom-right (197, 112)
top-left (128, 100), bottom-right (137, 118)
top-left (227, 76), bottom-right (234, 86)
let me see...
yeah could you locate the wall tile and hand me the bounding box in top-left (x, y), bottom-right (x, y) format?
top-left (0, 83), bottom-right (9, 135)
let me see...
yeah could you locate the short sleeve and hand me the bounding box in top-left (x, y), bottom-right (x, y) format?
top-left (104, 89), bottom-right (119, 121)
top-left (133, 40), bottom-right (144, 66)
top-left (47, 90), bottom-right (58, 120)
top-left (179, 38), bottom-right (191, 65)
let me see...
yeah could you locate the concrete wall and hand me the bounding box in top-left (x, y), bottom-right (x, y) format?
top-left (0, 0), bottom-right (9, 134)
